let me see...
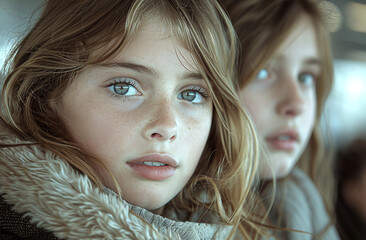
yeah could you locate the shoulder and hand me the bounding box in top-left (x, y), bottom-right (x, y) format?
top-left (275, 168), bottom-right (326, 216)
top-left (288, 168), bottom-right (325, 210)
top-left (272, 168), bottom-right (340, 239)
top-left (272, 169), bottom-right (313, 231)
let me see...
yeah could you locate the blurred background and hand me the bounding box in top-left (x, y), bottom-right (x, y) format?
top-left (0, 0), bottom-right (365, 149)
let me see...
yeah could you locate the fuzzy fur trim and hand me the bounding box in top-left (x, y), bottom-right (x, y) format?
top-left (0, 134), bottom-right (178, 240)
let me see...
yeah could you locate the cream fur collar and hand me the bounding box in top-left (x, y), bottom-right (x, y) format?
top-left (0, 133), bottom-right (232, 239)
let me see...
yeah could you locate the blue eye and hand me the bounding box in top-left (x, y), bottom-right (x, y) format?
top-left (108, 78), bottom-right (140, 96)
top-left (256, 68), bottom-right (270, 80)
top-left (178, 89), bottom-right (206, 103)
top-left (298, 73), bottom-right (315, 86)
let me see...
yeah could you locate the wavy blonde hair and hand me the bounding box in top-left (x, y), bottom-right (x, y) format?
top-left (223, 0), bottom-right (335, 236)
top-left (1, 0), bottom-right (268, 238)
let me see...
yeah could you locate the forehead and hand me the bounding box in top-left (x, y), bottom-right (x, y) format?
top-left (116, 19), bottom-right (198, 71)
top-left (103, 20), bottom-right (199, 75)
top-left (275, 13), bottom-right (319, 59)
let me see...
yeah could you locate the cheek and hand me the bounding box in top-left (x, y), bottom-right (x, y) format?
top-left (56, 96), bottom-right (137, 160)
top-left (185, 109), bottom-right (212, 151)
top-left (302, 93), bottom-right (317, 134)
top-left (240, 92), bottom-right (268, 135)
top-left (180, 106), bottom-right (212, 168)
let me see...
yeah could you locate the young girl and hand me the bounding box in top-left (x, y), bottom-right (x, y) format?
top-left (223, 0), bottom-right (340, 239)
top-left (0, 0), bottom-right (266, 239)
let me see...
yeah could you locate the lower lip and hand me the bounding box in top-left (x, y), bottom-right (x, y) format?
top-left (128, 164), bottom-right (176, 181)
top-left (266, 139), bottom-right (297, 151)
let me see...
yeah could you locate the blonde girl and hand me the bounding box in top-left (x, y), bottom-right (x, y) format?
top-left (0, 0), bottom-right (267, 239)
top-left (223, 0), bottom-right (339, 239)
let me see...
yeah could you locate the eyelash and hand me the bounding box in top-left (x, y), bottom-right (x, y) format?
top-left (106, 78), bottom-right (140, 99)
top-left (187, 86), bottom-right (209, 97)
top-left (181, 86), bottom-right (210, 105)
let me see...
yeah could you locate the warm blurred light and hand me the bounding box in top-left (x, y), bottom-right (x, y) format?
top-left (346, 2), bottom-right (366, 33)
top-left (333, 60), bottom-right (366, 103)
top-left (326, 59), bottom-right (366, 148)
top-left (319, 1), bottom-right (342, 32)
top-left (345, 76), bottom-right (365, 99)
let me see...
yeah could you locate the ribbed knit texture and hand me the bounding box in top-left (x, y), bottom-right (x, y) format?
top-left (268, 168), bottom-right (340, 240)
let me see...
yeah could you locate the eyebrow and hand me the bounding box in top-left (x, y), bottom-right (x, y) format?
top-left (304, 58), bottom-right (322, 67)
top-left (98, 62), bottom-right (159, 77)
top-left (97, 61), bottom-right (204, 81)
top-left (272, 55), bottom-right (323, 71)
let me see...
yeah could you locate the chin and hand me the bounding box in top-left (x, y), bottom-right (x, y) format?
top-left (259, 157), bottom-right (296, 180)
top-left (274, 167), bottom-right (292, 179)
top-left (124, 194), bottom-right (171, 211)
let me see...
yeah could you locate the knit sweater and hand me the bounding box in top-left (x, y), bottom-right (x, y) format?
top-left (0, 132), bottom-right (233, 240)
top-left (267, 168), bottom-right (340, 240)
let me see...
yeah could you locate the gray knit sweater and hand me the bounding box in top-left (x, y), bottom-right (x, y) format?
top-left (267, 168), bottom-right (340, 240)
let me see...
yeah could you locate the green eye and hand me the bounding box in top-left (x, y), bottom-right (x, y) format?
top-left (256, 68), bottom-right (270, 80)
top-left (113, 82), bottom-right (130, 95)
top-left (181, 91), bottom-right (196, 101)
top-left (108, 78), bottom-right (140, 96)
top-left (178, 89), bottom-right (206, 103)
top-left (298, 73), bottom-right (314, 86)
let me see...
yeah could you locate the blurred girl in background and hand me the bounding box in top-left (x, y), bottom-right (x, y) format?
top-left (223, 0), bottom-right (340, 239)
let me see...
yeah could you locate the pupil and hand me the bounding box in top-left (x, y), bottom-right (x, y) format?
top-left (300, 74), bottom-right (310, 84)
top-left (183, 91), bottom-right (196, 101)
top-left (114, 83), bottom-right (129, 95)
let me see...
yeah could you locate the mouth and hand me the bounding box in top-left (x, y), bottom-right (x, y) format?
top-left (138, 162), bottom-right (167, 167)
top-left (266, 131), bottom-right (299, 151)
top-left (127, 154), bottom-right (177, 181)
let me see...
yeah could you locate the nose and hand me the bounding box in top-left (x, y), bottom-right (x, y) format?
top-left (276, 77), bottom-right (304, 118)
top-left (143, 98), bottom-right (178, 142)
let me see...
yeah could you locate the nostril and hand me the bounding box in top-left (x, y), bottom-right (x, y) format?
top-left (284, 106), bottom-right (302, 117)
top-left (151, 133), bottom-right (163, 138)
top-left (150, 132), bottom-right (177, 141)
top-left (169, 135), bottom-right (176, 141)
top-left (285, 109), bottom-right (296, 117)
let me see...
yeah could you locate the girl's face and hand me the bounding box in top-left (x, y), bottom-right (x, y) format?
top-left (52, 21), bottom-right (213, 210)
top-left (240, 14), bottom-right (319, 179)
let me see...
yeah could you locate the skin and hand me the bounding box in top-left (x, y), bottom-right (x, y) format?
top-left (52, 20), bottom-right (213, 211)
top-left (240, 14), bottom-right (319, 179)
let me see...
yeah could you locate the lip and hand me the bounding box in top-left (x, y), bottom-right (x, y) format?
top-left (127, 154), bottom-right (177, 181)
top-left (265, 129), bottom-right (299, 151)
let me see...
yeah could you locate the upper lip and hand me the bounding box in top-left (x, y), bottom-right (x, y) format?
top-left (266, 129), bottom-right (299, 142)
top-left (127, 154), bottom-right (178, 167)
